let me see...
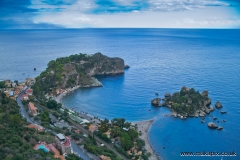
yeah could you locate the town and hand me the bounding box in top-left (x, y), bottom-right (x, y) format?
top-left (0, 79), bottom-right (150, 160)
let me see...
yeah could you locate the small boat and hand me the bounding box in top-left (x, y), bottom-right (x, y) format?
top-left (213, 117), bottom-right (217, 120)
top-left (34, 68), bottom-right (36, 71)
top-left (220, 111), bottom-right (227, 114)
top-left (217, 126), bottom-right (223, 130)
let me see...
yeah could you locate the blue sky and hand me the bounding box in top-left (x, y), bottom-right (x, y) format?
top-left (0, 0), bottom-right (240, 28)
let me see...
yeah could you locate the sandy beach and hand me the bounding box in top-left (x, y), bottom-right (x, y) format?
top-left (132, 120), bottom-right (160, 160)
top-left (54, 87), bottom-right (160, 160)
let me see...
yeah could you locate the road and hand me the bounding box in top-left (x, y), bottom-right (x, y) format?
top-left (16, 88), bottom-right (90, 159)
top-left (16, 87), bottom-right (34, 123)
top-left (41, 105), bottom-right (128, 160)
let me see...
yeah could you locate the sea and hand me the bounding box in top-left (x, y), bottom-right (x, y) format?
top-left (0, 29), bottom-right (240, 160)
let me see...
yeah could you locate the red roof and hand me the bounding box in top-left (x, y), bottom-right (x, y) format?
top-left (63, 138), bottom-right (71, 147)
top-left (26, 89), bottom-right (33, 94)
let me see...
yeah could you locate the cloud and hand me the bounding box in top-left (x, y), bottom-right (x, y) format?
top-left (0, 0), bottom-right (240, 28)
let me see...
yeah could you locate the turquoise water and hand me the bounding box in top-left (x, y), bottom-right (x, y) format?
top-left (0, 29), bottom-right (240, 160)
top-left (38, 144), bottom-right (49, 152)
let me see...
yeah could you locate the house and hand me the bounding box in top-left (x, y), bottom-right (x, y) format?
top-left (5, 80), bottom-right (11, 87)
top-left (104, 130), bottom-right (111, 138)
top-left (89, 124), bottom-right (97, 133)
top-left (14, 86), bottom-right (24, 98)
top-left (28, 102), bottom-right (38, 116)
top-left (26, 89), bottom-right (33, 95)
top-left (55, 134), bottom-right (72, 155)
top-left (99, 155), bottom-right (111, 160)
top-left (21, 94), bottom-right (29, 101)
top-left (27, 124), bottom-right (44, 132)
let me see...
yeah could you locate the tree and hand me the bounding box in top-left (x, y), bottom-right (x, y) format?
top-left (128, 128), bottom-right (138, 140)
top-left (0, 82), bottom-right (5, 88)
top-left (66, 154), bottom-right (83, 160)
top-left (10, 114), bottom-right (21, 125)
top-left (120, 132), bottom-right (133, 151)
top-left (46, 100), bottom-right (58, 110)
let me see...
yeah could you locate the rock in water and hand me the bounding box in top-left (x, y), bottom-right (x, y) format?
top-left (208, 122), bottom-right (218, 129)
top-left (151, 98), bottom-right (161, 106)
top-left (215, 101), bottom-right (223, 108)
top-left (124, 65), bottom-right (130, 69)
top-left (202, 90), bottom-right (209, 97)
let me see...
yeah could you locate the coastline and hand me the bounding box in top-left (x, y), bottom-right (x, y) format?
top-left (132, 120), bottom-right (160, 160)
top-left (54, 86), bottom-right (160, 160)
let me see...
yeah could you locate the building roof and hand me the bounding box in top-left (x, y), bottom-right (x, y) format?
top-left (29, 102), bottom-right (37, 115)
top-left (26, 89), bottom-right (33, 94)
top-left (27, 124), bottom-right (44, 132)
top-left (99, 155), bottom-right (111, 160)
top-left (56, 134), bottom-right (65, 140)
top-left (63, 138), bottom-right (71, 147)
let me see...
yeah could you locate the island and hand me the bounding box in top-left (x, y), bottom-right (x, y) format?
top-left (32, 52), bottom-right (125, 100)
top-left (152, 86), bottom-right (216, 118)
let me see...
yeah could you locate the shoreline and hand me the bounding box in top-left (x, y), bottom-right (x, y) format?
top-left (132, 120), bottom-right (160, 160)
top-left (54, 86), bottom-right (160, 160)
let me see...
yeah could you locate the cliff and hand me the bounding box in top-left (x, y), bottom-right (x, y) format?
top-left (32, 53), bottom-right (125, 98)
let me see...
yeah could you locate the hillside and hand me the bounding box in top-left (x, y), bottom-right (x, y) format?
top-left (0, 91), bottom-right (55, 160)
top-left (32, 53), bottom-right (125, 99)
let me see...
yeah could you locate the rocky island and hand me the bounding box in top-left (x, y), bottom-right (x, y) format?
top-left (152, 86), bottom-right (217, 118)
top-left (32, 53), bottom-right (125, 100)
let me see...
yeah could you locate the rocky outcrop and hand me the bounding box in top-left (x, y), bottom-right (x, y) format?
top-left (151, 98), bottom-right (161, 106)
top-left (208, 122), bottom-right (218, 129)
top-left (215, 101), bottom-right (223, 108)
top-left (202, 90), bottom-right (208, 97)
top-left (124, 65), bottom-right (130, 69)
top-left (165, 93), bottom-right (171, 98)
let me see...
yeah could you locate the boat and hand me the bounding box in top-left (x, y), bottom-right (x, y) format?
top-left (213, 117), bottom-right (217, 120)
top-left (220, 111), bottom-right (227, 114)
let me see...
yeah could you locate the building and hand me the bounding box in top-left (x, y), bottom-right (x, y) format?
top-left (26, 89), bottom-right (33, 95)
top-left (5, 80), bottom-right (11, 87)
top-left (28, 102), bottom-right (38, 116)
top-left (89, 124), bottom-right (97, 133)
top-left (27, 124), bottom-right (44, 132)
top-left (55, 134), bottom-right (72, 155)
top-left (99, 155), bottom-right (111, 160)
top-left (21, 94), bottom-right (29, 101)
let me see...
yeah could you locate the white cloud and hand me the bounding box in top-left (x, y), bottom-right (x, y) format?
top-left (30, 0), bottom-right (240, 28)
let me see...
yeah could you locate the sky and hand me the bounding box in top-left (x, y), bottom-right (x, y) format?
top-left (0, 0), bottom-right (240, 28)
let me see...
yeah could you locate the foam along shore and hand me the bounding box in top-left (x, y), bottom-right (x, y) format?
top-left (132, 120), bottom-right (159, 160)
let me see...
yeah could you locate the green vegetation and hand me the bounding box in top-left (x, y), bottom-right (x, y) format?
top-left (0, 91), bottom-right (55, 160)
top-left (32, 53), bottom-right (124, 100)
top-left (66, 154), bottom-right (83, 160)
top-left (164, 86), bottom-right (210, 115)
top-left (0, 81), bottom-right (6, 88)
top-left (94, 118), bottom-right (148, 159)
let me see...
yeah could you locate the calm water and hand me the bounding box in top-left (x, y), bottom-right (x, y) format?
top-left (0, 29), bottom-right (240, 160)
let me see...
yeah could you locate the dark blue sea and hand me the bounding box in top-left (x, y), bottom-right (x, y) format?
top-left (0, 29), bottom-right (240, 160)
